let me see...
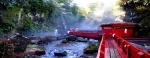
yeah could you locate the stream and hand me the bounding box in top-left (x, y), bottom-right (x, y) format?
top-left (40, 39), bottom-right (97, 58)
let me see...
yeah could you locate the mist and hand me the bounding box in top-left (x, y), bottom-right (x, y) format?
top-left (71, 0), bottom-right (123, 30)
top-left (26, 0), bottom-right (125, 36)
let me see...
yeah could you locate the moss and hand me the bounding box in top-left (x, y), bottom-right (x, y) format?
top-left (27, 44), bottom-right (38, 48)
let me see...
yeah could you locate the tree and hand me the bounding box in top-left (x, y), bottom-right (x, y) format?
top-left (120, 0), bottom-right (150, 36)
top-left (0, 0), bottom-right (88, 35)
top-left (0, 0), bottom-right (58, 34)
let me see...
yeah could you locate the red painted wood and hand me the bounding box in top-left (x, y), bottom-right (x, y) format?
top-left (114, 35), bottom-right (150, 58)
top-left (69, 23), bottom-right (150, 58)
top-left (97, 34), bottom-right (106, 58)
top-left (101, 23), bottom-right (136, 38)
top-left (112, 39), bottom-right (127, 58)
top-left (69, 31), bottom-right (101, 39)
top-left (124, 38), bottom-right (150, 40)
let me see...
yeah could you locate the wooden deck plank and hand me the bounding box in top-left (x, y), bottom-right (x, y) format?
top-left (114, 49), bottom-right (121, 58)
top-left (111, 40), bottom-right (122, 58)
top-left (109, 48), bottom-right (116, 58)
top-left (108, 40), bottom-right (116, 58)
top-left (105, 48), bottom-right (111, 58)
top-left (107, 40), bottom-right (122, 58)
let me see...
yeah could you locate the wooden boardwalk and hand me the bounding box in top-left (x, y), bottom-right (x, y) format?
top-left (105, 39), bottom-right (121, 58)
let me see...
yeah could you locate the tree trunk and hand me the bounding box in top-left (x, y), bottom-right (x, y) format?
top-left (11, 8), bottom-right (23, 34)
top-left (17, 8), bottom-right (23, 28)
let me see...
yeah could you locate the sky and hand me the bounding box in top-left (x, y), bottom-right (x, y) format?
top-left (72, 0), bottom-right (99, 8)
top-left (72, 0), bottom-right (118, 9)
top-left (72, 0), bottom-right (119, 17)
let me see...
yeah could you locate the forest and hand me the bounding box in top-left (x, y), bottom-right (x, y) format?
top-left (119, 0), bottom-right (150, 36)
top-left (0, 0), bottom-right (150, 36)
top-left (0, 0), bottom-right (150, 58)
top-left (0, 0), bottom-right (85, 35)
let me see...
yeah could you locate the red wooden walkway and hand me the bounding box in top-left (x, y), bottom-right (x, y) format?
top-left (69, 23), bottom-right (150, 58)
top-left (97, 33), bottom-right (150, 58)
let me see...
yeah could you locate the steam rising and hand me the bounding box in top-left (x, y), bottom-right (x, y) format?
top-left (29, 0), bottom-right (126, 36)
top-left (72, 0), bottom-right (125, 30)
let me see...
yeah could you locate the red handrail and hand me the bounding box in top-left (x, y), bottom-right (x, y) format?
top-left (114, 34), bottom-right (150, 58)
top-left (97, 33), bottom-right (127, 58)
top-left (97, 34), bottom-right (105, 58)
top-left (97, 33), bottom-right (150, 58)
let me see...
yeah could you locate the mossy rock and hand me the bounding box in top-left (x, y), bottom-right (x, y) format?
top-left (84, 43), bottom-right (98, 54)
top-left (66, 35), bottom-right (77, 41)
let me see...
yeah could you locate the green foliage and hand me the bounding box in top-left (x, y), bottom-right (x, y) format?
top-left (46, 1), bottom-right (57, 16)
top-left (0, 0), bottom-right (87, 34)
top-left (0, 22), bottom-right (14, 33)
top-left (22, 17), bottom-right (35, 29)
top-left (120, 0), bottom-right (150, 36)
top-left (88, 43), bottom-right (98, 53)
top-left (28, 0), bottom-right (49, 14)
top-left (77, 8), bottom-right (88, 17)
top-left (56, 0), bottom-right (72, 7)
top-left (27, 44), bottom-right (38, 48)
top-left (17, 16), bottom-right (36, 33)
top-left (0, 6), bottom-right (17, 33)
top-left (70, 4), bottom-right (78, 16)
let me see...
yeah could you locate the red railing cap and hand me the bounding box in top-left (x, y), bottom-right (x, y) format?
top-left (101, 22), bottom-right (136, 27)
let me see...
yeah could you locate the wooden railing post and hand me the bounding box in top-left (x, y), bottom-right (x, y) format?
top-left (121, 40), bottom-right (125, 51)
top-left (138, 52), bottom-right (145, 58)
top-left (117, 38), bottom-right (120, 46)
top-left (124, 44), bottom-right (127, 54)
top-left (127, 45), bottom-right (131, 58)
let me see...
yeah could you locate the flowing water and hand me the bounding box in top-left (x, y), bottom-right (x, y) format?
top-left (41, 40), bottom-right (89, 58)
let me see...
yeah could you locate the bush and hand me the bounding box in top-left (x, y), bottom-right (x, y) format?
top-left (84, 43), bottom-right (99, 54)
top-left (88, 43), bottom-right (98, 53)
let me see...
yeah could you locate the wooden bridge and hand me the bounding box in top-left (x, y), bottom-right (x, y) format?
top-left (69, 23), bottom-right (150, 58)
